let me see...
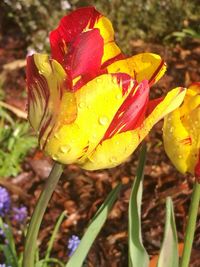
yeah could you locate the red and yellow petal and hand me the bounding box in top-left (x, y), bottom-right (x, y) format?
top-left (65, 29), bottom-right (104, 88)
top-left (102, 79), bottom-right (149, 141)
top-left (50, 7), bottom-right (121, 68)
top-left (45, 74), bottom-right (135, 164)
top-left (81, 87), bottom-right (186, 170)
top-left (50, 7), bottom-right (101, 63)
top-left (107, 53), bottom-right (166, 85)
top-left (27, 53), bottom-right (77, 148)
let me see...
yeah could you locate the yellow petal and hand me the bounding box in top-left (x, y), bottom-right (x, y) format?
top-left (45, 74), bottom-right (135, 164)
top-left (81, 87), bottom-right (186, 170)
top-left (92, 15), bottom-right (122, 64)
top-left (107, 53), bottom-right (166, 84)
top-left (163, 84), bottom-right (200, 175)
top-left (163, 110), bottom-right (191, 173)
top-left (101, 42), bottom-right (122, 65)
top-left (93, 16), bottom-right (114, 43)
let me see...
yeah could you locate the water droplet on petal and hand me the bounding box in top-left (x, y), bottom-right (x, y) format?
top-left (178, 155), bottom-right (183, 159)
top-left (60, 145), bottom-right (71, 153)
top-left (112, 77), bottom-right (118, 85)
top-left (54, 133), bottom-right (59, 139)
top-left (52, 155), bottom-right (58, 161)
top-left (96, 78), bottom-right (101, 83)
top-left (99, 116), bottom-right (109, 126)
top-left (78, 102), bottom-right (85, 109)
top-left (169, 127), bottom-right (174, 133)
top-left (116, 93), bottom-right (121, 100)
top-left (110, 156), bottom-right (117, 163)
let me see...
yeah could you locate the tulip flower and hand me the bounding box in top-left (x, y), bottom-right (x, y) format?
top-left (163, 82), bottom-right (200, 177)
top-left (26, 6), bottom-right (186, 170)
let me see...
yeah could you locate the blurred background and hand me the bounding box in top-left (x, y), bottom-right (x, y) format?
top-left (0, 1), bottom-right (200, 266)
top-left (1, 0), bottom-right (200, 54)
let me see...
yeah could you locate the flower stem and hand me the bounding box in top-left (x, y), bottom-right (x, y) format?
top-left (22, 162), bottom-right (63, 267)
top-left (180, 181), bottom-right (200, 267)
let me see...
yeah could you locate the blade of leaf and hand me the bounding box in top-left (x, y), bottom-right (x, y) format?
top-left (43, 211), bottom-right (66, 265)
top-left (128, 143), bottom-right (149, 267)
top-left (66, 183), bottom-right (122, 267)
top-left (0, 218), bottom-right (18, 267)
top-left (157, 197), bottom-right (179, 267)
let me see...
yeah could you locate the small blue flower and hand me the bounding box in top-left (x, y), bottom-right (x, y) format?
top-left (0, 187), bottom-right (11, 217)
top-left (13, 206), bottom-right (27, 223)
top-left (68, 235), bottom-right (80, 256)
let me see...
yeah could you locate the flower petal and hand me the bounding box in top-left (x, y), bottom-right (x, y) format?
top-left (81, 87), bottom-right (186, 170)
top-left (102, 79), bottom-right (149, 141)
top-left (45, 73), bottom-right (135, 164)
top-left (50, 7), bottom-right (101, 63)
top-left (107, 53), bottom-right (166, 85)
top-left (65, 29), bottom-right (104, 88)
top-left (163, 110), bottom-right (191, 173)
top-left (27, 54), bottom-right (77, 148)
top-left (163, 83), bottom-right (200, 175)
top-left (50, 7), bottom-right (120, 67)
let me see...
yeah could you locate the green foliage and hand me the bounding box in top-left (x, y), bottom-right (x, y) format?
top-left (1, 0), bottom-right (200, 54)
top-left (83, 0), bottom-right (200, 53)
top-left (128, 143), bottom-right (149, 267)
top-left (66, 183), bottom-right (121, 267)
top-left (0, 212), bottom-right (66, 267)
top-left (0, 108), bottom-right (37, 177)
top-left (1, 0), bottom-right (67, 52)
top-left (165, 27), bottom-right (200, 43)
top-left (157, 198), bottom-right (179, 267)
top-left (0, 218), bottom-right (20, 267)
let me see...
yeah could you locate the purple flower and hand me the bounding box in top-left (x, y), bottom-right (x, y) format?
top-left (0, 187), bottom-right (11, 216)
top-left (68, 235), bottom-right (80, 256)
top-left (13, 206), bottom-right (27, 223)
top-left (0, 264), bottom-right (11, 267)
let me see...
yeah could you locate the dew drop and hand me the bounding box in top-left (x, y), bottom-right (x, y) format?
top-left (110, 156), bottom-right (117, 163)
top-left (178, 155), bottom-right (183, 159)
top-left (52, 155), bottom-right (58, 161)
top-left (96, 78), bottom-right (101, 83)
top-left (169, 127), bottom-right (174, 133)
top-left (99, 116), bottom-right (109, 126)
top-left (78, 102), bottom-right (85, 108)
top-left (116, 93), bottom-right (121, 100)
top-left (60, 145), bottom-right (71, 153)
top-left (54, 133), bottom-right (59, 139)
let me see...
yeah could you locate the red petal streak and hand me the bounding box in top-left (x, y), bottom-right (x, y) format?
top-left (26, 56), bottom-right (50, 129)
top-left (112, 73), bottom-right (134, 95)
top-left (146, 97), bottom-right (163, 116)
top-left (102, 79), bottom-right (149, 141)
top-left (65, 29), bottom-right (104, 89)
top-left (50, 7), bottom-right (101, 65)
top-left (148, 59), bottom-right (166, 86)
top-left (101, 52), bottom-right (125, 69)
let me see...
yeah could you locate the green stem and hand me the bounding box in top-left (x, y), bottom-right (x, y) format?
top-left (180, 181), bottom-right (200, 267)
top-left (22, 162), bottom-right (63, 267)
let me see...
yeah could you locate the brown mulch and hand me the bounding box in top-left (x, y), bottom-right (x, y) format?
top-left (0, 34), bottom-right (200, 267)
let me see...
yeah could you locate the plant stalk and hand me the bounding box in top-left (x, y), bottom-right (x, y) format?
top-left (180, 181), bottom-right (200, 267)
top-left (22, 162), bottom-right (63, 267)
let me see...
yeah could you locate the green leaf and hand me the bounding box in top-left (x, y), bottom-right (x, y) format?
top-left (66, 183), bottom-right (122, 267)
top-left (0, 218), bottom-right (18, 267)
top-left (43, 211), bottom-right (66, 266)
top-left (128, 143), bottom-right (149, 267)
top-left (157, 197), bottom-right (179, 267)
